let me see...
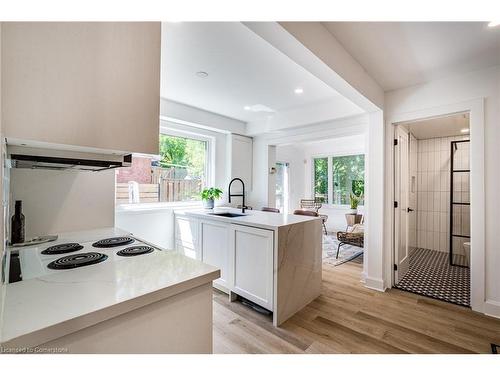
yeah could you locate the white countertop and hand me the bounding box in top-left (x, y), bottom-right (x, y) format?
top-left (175, 207), bottom-right (322, 230)
top-left (0, 227), bottom-right (219, 348)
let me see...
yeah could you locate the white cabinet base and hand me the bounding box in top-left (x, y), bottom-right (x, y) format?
top-left (231, 224), bottom-right (274, 311)
top-left (38, 283), bottom-right (213, 354)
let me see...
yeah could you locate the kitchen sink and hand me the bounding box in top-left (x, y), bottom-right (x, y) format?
top-left (208, 212), bottom-right (247, 218)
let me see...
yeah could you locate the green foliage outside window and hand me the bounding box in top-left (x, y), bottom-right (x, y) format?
top-left (333, 154), bottom-right (365, 205)
top-left (159, 134), bottom-right (207, 179)
top-left (313, 154), bottom-right (365, 205)
top-left (314, 158), bottom-right (328, 203)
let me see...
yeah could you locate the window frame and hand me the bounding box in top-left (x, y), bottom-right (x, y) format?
top-left (311, 151), bottom-right (365, 209)
top-left (115, 122), bottom-right (216, 210)
top-left (159, 123), bottom-right (216, 189)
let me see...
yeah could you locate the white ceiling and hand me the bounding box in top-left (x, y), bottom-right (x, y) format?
top-left (403, 113), bottom-right (470, 140)
top-left (161, 22), bottom-right (363, 132)
top-left (323, 22), bottom-right (500, 91)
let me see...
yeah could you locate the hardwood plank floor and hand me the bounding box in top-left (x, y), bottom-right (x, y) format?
top-left (212, 259), bottom-right (500, 354)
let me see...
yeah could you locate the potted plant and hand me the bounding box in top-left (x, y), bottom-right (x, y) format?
top-left (200, 187), bottom-right (223, 209)
top-left (349, 192), bottom-right (362, 214)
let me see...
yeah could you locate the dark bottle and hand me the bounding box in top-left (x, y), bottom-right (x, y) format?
top-left (11, 200), bottom-right (25, 244)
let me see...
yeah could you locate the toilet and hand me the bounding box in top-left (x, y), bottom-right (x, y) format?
top-left (463, 242), bottom-right (471, 266)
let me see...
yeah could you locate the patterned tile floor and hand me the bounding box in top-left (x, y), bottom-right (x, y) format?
top-left (396, 247), bottom-right (470, 307)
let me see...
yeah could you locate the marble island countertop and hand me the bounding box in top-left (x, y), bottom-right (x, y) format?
top-left (0, 227), bottom-right (220, 348)
top-left (175, 207), bottom-right (322, 230)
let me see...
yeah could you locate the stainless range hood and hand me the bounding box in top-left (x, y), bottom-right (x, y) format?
top-left (10, 153), bottom-right (132, 171)
top-left (6, 139), bottom-right (133, 172)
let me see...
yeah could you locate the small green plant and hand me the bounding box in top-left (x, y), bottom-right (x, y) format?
top-left (349, 192), bottom-right (363, 210)
top-left (200, 187), bottom-right (223, 201)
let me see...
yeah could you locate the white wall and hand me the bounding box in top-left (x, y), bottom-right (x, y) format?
top-left (385, 65), bottom-right (500, 316)
top-left (10, 169), bottom-right (115, 237)
top-left (115, 207), bottom-right (175, 249)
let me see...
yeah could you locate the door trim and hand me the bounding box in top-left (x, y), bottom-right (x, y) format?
top-left (393, 126), bottom-right (410, 283)
top-left (385, 98), bottom-right (485, 314)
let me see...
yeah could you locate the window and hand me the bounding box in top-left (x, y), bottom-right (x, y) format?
top-left (313, 154), bottom-right (365, 205)
top-left (313, 157), bottom-right (328, 203)
top-left (116, 133), bottom-right (209, 205)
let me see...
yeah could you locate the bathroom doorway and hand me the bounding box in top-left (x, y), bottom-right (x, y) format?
top-left (393, 112), bottom-right (471, 307)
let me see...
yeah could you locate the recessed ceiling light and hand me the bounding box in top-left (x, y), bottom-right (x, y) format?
top-left (196, 71), bottom-right (208, 78)
top-left (488, 21), bottom-right (500, 27)
top-left (242, 104), bottom-right (275, 113)
top-left (294, 88), bottom-right (304, 94)
top-left (461, 128), bottom-right (470, 133)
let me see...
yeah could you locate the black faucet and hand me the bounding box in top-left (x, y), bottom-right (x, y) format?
top-left (228, 178), bottom-right (246, 213)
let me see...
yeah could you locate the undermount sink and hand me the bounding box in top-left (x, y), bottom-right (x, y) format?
top-left (208, 212), bottom-right (247, 218)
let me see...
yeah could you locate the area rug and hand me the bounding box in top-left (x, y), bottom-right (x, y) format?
top-left (323, 233), bottom-right (364, 266)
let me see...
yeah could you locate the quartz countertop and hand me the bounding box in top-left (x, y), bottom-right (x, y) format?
top-left (175, 207), bottom-right (322, 230)
top-left (0, 227), bottom-right (219, 348)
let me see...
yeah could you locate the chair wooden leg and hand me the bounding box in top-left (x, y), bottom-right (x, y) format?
top-left (323, 222), bottom-right (328, 235)
top-left (336, 242), bottom-right (342, 259)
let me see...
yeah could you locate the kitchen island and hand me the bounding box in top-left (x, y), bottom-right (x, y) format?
top-left (174, 207), bottom-right (323, 326)
top-left (0, 228), bottom-right (220, 354)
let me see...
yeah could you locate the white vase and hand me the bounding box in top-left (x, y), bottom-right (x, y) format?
top-left (203, 199), bottom-right (214, 209)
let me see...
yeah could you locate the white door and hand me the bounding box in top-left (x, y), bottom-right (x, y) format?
top-left (200, 220), bottom-right (231, 291)
top-left (394, 126), bottom-right (410, 283)
top-left (231, 224), bottom-right (274, 311)
top-left (275, 162), bottom-right (290, 214)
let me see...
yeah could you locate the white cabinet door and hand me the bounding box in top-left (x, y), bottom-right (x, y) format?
top-left (175, 215), bottom-right (199, 248)
top-left (228, 134), bottom-right (253, 191)
top-left (2, 23), bottom-right (160, 155)
top-left (200, 220), bottom-right (231, 291)
top-left (174, 215), bottom-right (200, 260)
top-left (231, 224), bottom-right (274, 311)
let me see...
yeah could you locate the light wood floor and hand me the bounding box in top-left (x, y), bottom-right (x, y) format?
top-left (213, 258), bottom-right (500, 353)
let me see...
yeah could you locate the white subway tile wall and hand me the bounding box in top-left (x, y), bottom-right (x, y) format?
top-left (408, 134), bottom-right (418, 249)
top-left (415, 135), bottom-right (469, 253)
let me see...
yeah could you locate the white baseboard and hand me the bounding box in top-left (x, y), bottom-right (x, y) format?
top-left (484, 300), bottom-right (500, 319)
top-left (364, 276), bottom-right (386, 292)
top-left (360, 271), bottom-right (367, 284)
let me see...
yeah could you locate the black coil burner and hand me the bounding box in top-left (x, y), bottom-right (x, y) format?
top-left (41, 243), bottom-right (84, 255)
top-left (47, 252), bottom-right (108, 270)
top-left (92, 236), bottom-right (134, 248)
top-left (117, 245), bottom-right (155, 257)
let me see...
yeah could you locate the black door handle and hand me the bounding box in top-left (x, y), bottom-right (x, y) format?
top-left (407, 207), bottom-right (414, 212)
